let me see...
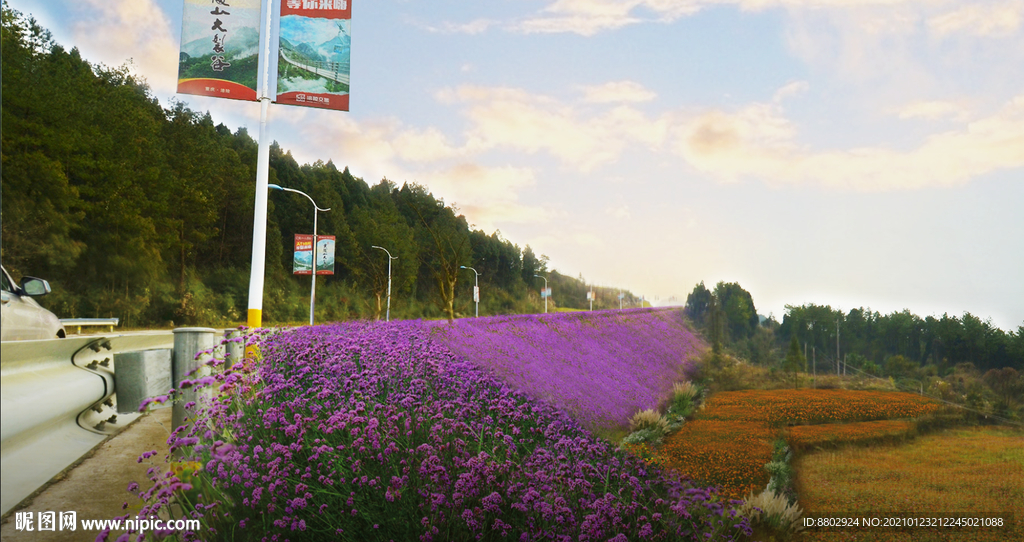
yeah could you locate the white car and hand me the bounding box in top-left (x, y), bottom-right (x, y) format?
top-left (1, 265), bottom-right (66, 340)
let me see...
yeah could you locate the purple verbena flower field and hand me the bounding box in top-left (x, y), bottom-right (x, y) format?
top-left (429, 308), bottom-right (704, 431)
top-left (128, 316), bottom-right (747, 541)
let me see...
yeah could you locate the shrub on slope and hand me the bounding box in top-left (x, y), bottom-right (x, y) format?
top-left (131, 321), bottom-right (749, 541)
top-left (430, 308), bottom-right (704, 431)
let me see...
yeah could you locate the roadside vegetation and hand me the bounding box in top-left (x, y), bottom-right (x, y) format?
top-left (129, 315), bottom-right (752, 541)
top-left (126, 308), bottom-right (1021, 541)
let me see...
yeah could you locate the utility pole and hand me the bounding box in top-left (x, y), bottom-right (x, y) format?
top-left (813, 346), bottom-right (816, 388)
top-left (372, 246), bottom-right (397, 321)
top-left (534, 274), bottom-right (548, 313)
top-left (461, 266), bottom-right (481, 317)
top-left (836, 318), bottom-right (841, 376)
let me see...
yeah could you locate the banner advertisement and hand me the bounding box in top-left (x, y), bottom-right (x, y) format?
top-left (293, 235), bottom-right (336, 274)
top-left (316, 236), bottom-right (336, 275)
top-left (177, 0), bottom-right (262, 101)
top-left (277, 0), bottom-right (352, 111)
top-left (293, 234), bottom-right (313, 274)
top-left (473, 286), bottom-right (480, 303)
top-left (541, 288), bottom-right (551, 298)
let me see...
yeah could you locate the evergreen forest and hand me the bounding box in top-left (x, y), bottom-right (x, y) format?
top-left (1, 4), bottom-right (635, 327)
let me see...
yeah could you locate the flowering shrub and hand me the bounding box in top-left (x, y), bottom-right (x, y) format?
top-left (131, 320), bottom-right (751, 541)
top-left (698, 389), bottom-right (939, 427)
top-left (430, 308), bottom-right (704, 431)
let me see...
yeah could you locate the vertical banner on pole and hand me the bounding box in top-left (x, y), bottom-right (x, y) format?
top-left (293, 234), bottom-right (313, 274)
top-left (178, 0), bottom-right (262, 100)
top-left (473, 286), bottom-right (480, 303)
top-left (316, 236), bottom-right (336, 275)
top-left (277, 0), bottom-right (352, 111)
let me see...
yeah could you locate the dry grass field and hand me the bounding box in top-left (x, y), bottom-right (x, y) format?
top-left (794, 426), bottom-right (1024, 541)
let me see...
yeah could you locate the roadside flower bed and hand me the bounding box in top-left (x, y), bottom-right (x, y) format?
top-left (129, 320), bottom-right (751, 541)
top-left (698, 389), bottom-right (940, 427)
top-left (429, 308), bottom-right (703, 431)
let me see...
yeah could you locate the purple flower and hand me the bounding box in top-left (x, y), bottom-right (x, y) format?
top-left (123, 317), bottom-right (746, 542)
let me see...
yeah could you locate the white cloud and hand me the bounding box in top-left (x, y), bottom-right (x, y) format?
top-left (772, 81), bottom-right (810, 103)
top-left (416, 164), bottom-right (550, 232)
top-left (928, 2), bottom-right (1024, 38)
top-left (70, 0), bottom-right (179, 94)
top-left (515, 0), bottom-right (646, 36)
top-left (516, 0), bottom-right (937, 36)
top-left (581, 81), bottom-right (658, 103)
top-left (896, 100), bottom-right (971, 121)
top-left (392, 128), bottom-right (464, 162)
top-left (269, 107), bottom-right (551, 233)
top-left (440, 85), bottom-right (667, 170)
top-left (606, 204), bottom-right (632, 219)
top-left (418, 18), bottom-right (499, 35)
top-left (675, 93), bottom-right (1024, 190)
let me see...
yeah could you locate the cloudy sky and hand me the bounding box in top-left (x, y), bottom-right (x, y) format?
top-left (10, 0), bottom-right (1024, 330)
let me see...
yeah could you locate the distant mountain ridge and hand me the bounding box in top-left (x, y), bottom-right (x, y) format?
top-left (181, 26), bottom-right (259, 59)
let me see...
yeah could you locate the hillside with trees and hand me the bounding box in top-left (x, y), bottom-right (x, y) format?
top-left (1, 4), bottom-right (643, 327)
top-left (684, 281), bottom-right (1024, 422)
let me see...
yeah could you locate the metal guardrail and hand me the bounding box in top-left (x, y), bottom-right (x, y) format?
top-left (0, 332), bottom-right (176, 515)
top-left (60, 318), bottom-right (120, 333)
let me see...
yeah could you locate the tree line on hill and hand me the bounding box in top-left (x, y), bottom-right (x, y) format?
top-left (685, 281), bottom-right (1024, 421)
top-left (1, 5), bottom-right (642, 327)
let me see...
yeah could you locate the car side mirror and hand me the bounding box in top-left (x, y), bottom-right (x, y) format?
top-left (20, 277), bottom-right (52, 296)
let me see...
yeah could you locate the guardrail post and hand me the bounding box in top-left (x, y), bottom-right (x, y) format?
top-left (172, 328), bottom-right (216, 437)
top-left (114, 349), bottom-right (173, 414)
top-left (225, 328), bottom-right (243, 368)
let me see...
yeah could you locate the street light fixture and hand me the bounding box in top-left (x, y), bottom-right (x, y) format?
top-left (269, 184), bottom-right (330, 326)
top-left (460, 265), bottom-right (481, 317)
top-left (371, 245), bottom-right (397, 321)
top-left (533, 274), bottom-right (548, 314)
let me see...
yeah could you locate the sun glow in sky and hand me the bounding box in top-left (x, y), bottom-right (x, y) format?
top-left (10, 0), bottom-right (1024, 329)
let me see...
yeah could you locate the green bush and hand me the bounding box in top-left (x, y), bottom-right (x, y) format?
top-left (622, 427), bottom-right (663, 445)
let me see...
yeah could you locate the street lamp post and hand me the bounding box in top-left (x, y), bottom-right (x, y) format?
top-left (534, 274), bottom-right (548, 313)
top-left (371, 245), bottom-right (397, 321)
top-left (460, 266), bottom-right (481, 317)
top-left (269, 184), bottom-right (330, 326)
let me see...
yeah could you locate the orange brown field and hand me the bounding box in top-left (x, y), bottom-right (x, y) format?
top-left (653, 389), bottom-right (943, 500)
top-left (657, 420), bottom-right (776, 498)
top-left (698, 389), bottom-right (940, 426)
top-left (786, 419), bottom-right (916, 451)
top-left (794, 426), bottom-right (1024, 542)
